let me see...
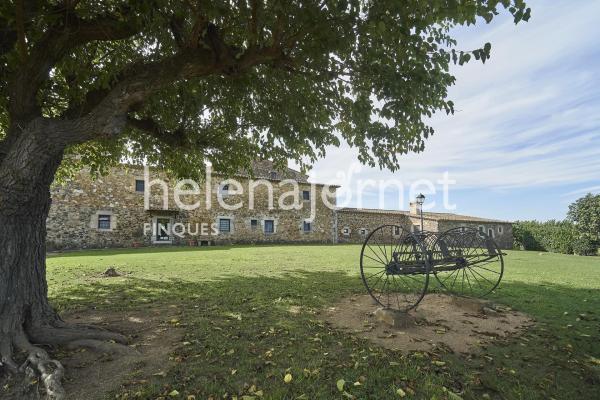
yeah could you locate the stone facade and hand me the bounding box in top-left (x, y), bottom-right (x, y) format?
top-left (47, 163), bottom-right (337, 250)
top-left (335, 209), bottom-right (413, 244)
top-left (334, 207), bottom-right (513, 249)
top-left (47, 163), bottom-right (513, 250)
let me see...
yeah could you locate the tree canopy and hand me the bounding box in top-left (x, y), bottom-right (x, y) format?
top-left (568, 193), bottom-right (600, 245)
top-left (0, 0), bottom-right (530, 180)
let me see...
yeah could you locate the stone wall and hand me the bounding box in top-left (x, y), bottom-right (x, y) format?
top-left (333, 210), bottom-right (513, 249)
top-left (436, 220), bottom-right (513, 249)
top-left (335, 210), bottom-right (414, 244)
top-left (47, 167), bottom-right (151, 249)
top-left (407, 215), bottom-right (439, 233)
top-left (46, 165), bottom-right (513, 250)
top-left (47, 165), bottom-right (337, 250)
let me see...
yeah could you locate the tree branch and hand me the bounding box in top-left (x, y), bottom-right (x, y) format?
top-left (126, 116), bottom-right (188, 148)
top-left (14, 0), bottom-right (27, 60)
top-left (7, 9), bottom-right (140, 124)
top-left (169, 15), bottom-right (186, 49)
top-left (63, 41), bottom-right (284, 143)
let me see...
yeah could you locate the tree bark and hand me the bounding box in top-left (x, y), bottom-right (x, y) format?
top-left (0, 124), bottom-right (62, 339)
top-left (0, 122), bottom-right (127, 399)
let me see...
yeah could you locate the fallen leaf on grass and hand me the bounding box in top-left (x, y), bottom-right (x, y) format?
top-left (447, 392), bottom-right (463, 400)
top-left (588, 356), bottom-right (600, 365)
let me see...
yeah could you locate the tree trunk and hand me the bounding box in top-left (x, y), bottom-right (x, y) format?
top-left (0, 162), bottom-right (60, 338)
top-left (0, 126), bottom-right (62, 335)
top-left (0, 123), bottom-right (127, 399)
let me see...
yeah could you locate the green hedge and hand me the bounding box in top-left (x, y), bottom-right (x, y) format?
top-left (572, 234), bottom-right (598, 256)
top-left (513, 220), bottom-right (597, 255)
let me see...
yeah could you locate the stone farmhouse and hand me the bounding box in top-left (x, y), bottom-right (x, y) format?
top-left (46, 161), bottom-right (513, 250)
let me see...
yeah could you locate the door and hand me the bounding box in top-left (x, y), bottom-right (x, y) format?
top-left (156, 218), bottom-right (171, 241)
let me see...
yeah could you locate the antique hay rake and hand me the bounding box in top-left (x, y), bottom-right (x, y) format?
top-left (360, 225), bottom-right (504, 312)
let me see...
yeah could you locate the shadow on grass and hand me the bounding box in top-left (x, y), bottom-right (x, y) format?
top-left (47, 243), bottom-right (356, 258)
top-left (48, 270), bottom-right (600, 400)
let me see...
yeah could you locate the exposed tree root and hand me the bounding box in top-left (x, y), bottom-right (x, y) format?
top-left (1, 322), bottom-right (129, 399)
top-left (66, 339), bottom-right (136, 355)
top-left (28, 322), bottom-right (128, 346)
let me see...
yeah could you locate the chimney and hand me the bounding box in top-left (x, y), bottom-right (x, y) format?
top-left (409, 202), bottom-right (418, 215)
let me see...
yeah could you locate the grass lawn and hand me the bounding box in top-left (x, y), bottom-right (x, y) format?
top-left (46, 245), bottom-right (600, 399)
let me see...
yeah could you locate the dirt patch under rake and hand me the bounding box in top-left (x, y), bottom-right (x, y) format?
top-left (323, 293), bottom-right (533, 354)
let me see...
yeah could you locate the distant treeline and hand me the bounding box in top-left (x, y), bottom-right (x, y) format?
top-left (514, 194), bottom-right (599, 256)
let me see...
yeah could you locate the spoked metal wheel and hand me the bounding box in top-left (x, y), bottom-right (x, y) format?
top-left (431, 227), bottom-right (504, 297)
top-left (360, 225), bottom-right (431, 312)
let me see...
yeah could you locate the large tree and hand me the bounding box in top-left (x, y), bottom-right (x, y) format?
top-left (568, 193), bottom-right (600, 253)
top-left (0, 0), bottom-right (529, 397)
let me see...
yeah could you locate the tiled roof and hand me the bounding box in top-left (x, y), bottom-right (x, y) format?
top-left (122, 160), bottom-right (312, 184)
top-left (335, 207), bottom-right (511, 224)
top-left (234, 160), bottom-right (310, 183)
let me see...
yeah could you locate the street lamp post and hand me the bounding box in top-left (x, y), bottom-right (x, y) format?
top-left (416, 193), bottom-right (425, 233)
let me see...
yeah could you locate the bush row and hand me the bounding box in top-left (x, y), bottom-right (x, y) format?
top-left (513, 220), bottom-right (598, 256)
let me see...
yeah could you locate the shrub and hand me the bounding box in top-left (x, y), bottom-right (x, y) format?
top-left (572, 234), bottom-right (598, 256)
top-left (513, 220), bottom-right (576, 254)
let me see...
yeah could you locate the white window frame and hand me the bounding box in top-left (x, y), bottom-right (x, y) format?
top-left (359, 228), bottom-right (368, 236)
top-left (302, 219), bottom-right (312, 233)
top-left (97, 214), bottom-right (111, 230)
top-left (90, 210), bottom-right (116, 232)
top-left (302, 190), bottom-right (310, 201)
top-left (342, 227), bottom-right (351, 236)
top-left (498, 225), bottom-right (503, 234)
top-left (151, 215), bottom-right (174, 244)
top-left (263, 219), bottom-right (276, 235)
top-left (134, 179), bottom-right (145, 193)
top-left (219, 183), bottom-right (231, 197)
top-left (217, 216), bottom-right (234, 234)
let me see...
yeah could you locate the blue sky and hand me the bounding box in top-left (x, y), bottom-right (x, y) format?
top-left (304, 0), bottom-right (600, 222)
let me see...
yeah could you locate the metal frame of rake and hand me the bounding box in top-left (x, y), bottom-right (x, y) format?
top-left (359, 225), bottom-right (504, 312)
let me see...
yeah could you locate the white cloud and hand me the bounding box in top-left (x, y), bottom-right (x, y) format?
top-left (306, 0), bottom-right (600, 201)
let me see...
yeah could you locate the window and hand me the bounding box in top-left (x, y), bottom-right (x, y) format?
top-left (488, 228), bottom-right (494, 238)
top-left (97, 215), bottom-right (111, 230)
top-left (393, 226), bottom-right (401, 236)
top-left (498, 226), bottom-right (503, 234)
top-left (264, 220), bottom-right (275, 234)
top-left (302, 190), bottom-right (310, 201)
top-left (359, 228), bottom-right (367, 236)
top-left (478, 225), bottom-right (485, 233)
top-left (250, 219), bottom-right (258, 230)
top-left (269, 171), bottom-right (278, 180)
top-left (342, 227), bottom-right (350, 236)
top-left (219, 183), bottom-right (230, 196)
top-left (303, 221), bottom-right (312, 233)
top-left (219, 218), bottom-right (231, 233)
top-left (135, 179), bottom-right (145, 193)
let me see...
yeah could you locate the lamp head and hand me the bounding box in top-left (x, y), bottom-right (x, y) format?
top-left (416, 193), bottom-right (425, 205)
